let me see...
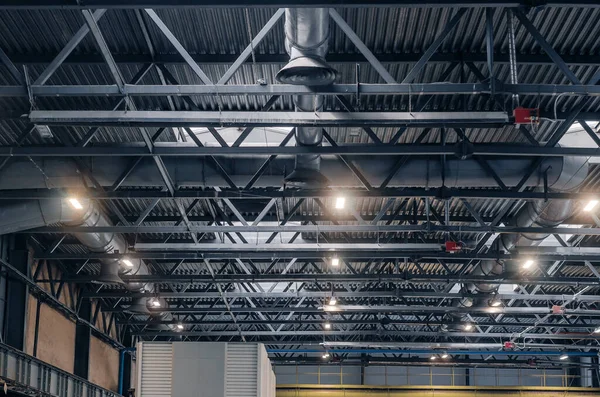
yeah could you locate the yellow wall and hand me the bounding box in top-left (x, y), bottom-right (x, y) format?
top-left (276, 386), bottom-right (600, 397)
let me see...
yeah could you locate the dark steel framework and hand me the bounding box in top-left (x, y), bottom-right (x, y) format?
top-left (0, 0), bottom-right (599, 369)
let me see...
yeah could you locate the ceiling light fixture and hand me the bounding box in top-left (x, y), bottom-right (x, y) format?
top-left (594, 327), bottom-right (600, 334)
top-left (322, 352), bottom-right (330, 359)
top-left (464, 323), bottom-right (473, 331)
top-left (430, 355), bottom-right (437, 360)
top-left (68, 198), bottom-right (83, 210)
top-left (122, 259), bottom-right (134, 268)
top-left (441, 352), bottom-right (449, 359)
top-left (584, 200), bottom-right (599, 212)
top-left (489, 299), bottom-right (502, 307)
top-left (150, 299), bottom-right (161, 308)
top-left (176, 323), bottom-right (184, 330)
top-left (559, 353), bottom-right (569, 360)
top-left (523, 259), bottom-right (535, 269)
top-left (331, 256), bottom-right (340, 267)
top-left (324, 322), bottom-right (331, 330)
top-left (329, 296), bottom-right (337, 306)
top-left (335, 197), bottom-right (346, 209)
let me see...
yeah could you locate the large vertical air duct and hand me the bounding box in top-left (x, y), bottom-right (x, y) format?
top-left (0, 199), bottom-right (154, 314)
top-left (276, 8), bottom-right (337, 187)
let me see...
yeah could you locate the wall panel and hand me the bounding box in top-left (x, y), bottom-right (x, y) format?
top-left (89, 336), bottom-right (120, 392)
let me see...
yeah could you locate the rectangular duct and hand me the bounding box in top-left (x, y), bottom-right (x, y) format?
top-left (136, 342), bottom-right (275, 397)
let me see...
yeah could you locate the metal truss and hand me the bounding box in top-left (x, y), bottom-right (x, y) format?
top-left (2, 1), bottom-right (600, 8)
top-left (2, 1), bottom-right (600, 358)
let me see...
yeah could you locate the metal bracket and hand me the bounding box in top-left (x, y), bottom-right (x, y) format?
top-left (543, 165), bottom-right (552, 202)
top-left (355, 63), bottom-right (361, 107)
top-left (454, 140), bottom-right (474, 160)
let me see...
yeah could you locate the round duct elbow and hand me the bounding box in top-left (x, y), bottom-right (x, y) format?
top-left (549, 152), bottom-right (589, 192)
top-left (284, 167), bottom-right (330, 188)
top-left (127, 298), bottom-right (151, 314)
top-left (98, 260), bottom-right (124, 284)
top-left (276, 56), bottom-right (337, 86)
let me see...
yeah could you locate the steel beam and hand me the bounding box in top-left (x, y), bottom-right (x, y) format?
top-left (62, 274), bottom-right (600, 288)
top-left (86, 290), bottom-right (600, 302)
top-left (7, 83), bottom-right (600, 97)
top-left (34, 246), bottom-right (600, 261)
top-left (1, 187), bottom-right (596, 201)
top-left (6, 142), bottom-right (600, 157)
top-left (132, 329), bottom-right (600, 338)
top-left (118, 318), bottom-right (600, 329)
top-left (111, 305), bottom-right (600, 316)
top-left (29, 110), bottom-right (510, 128)
top-left (3, 1), bottom-right (600, 9)
top-left (22, 224), bottom-right (600, 236)
top-left (6, 52), bottom-right (600, 66)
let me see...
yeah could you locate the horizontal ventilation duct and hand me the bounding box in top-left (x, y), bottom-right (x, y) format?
top-left (0, 155), bottom-right (589, 190)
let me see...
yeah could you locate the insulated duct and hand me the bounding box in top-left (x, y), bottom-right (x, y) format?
top-left (276, 8), bottom-right (336, 187)
top-left (449, 146), bottom-right (588, 328)
top-left (0, 155), bottom-right (589, 191)
top-left (0, 198), bottom-right (154, 314)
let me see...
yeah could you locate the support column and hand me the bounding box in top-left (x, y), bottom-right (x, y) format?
top-left (2, 235), bottom-right (29, 350)
top-left (74, 298), bottom-right (91, 379)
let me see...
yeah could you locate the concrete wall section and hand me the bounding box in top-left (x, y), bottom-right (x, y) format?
top-left (89, 336), bottom-right (120, 392)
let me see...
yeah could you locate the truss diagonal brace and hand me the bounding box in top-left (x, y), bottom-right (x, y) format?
top-left (144, 9), bottom-right (213, 85)
top-left (512, 8), bottom-right (580, 85)
top-left (329, 9), bottom-right (396, 84)
top-left (217, 8), bottom-right (284, 85)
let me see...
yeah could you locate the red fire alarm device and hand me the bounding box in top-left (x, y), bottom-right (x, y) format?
top-left (552, 305), bottom-right (565, 315)
top-left (503, 341), bottom-right (516, 350)
top-left (514, 107), bottom-right (540, 125)
top-left (444, 241), bottom-right (462, 253)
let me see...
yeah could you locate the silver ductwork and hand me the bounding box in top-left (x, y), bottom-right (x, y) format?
top-left (0, 155), bottom-right (589, 191)
top-left (0, 198), bottom-right (154, 314)
top-left (450, 148), bottom-right (588, 327)
top-left (277, 8), bottom-right (336, 187)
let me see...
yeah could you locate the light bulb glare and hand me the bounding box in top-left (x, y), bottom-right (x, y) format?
top-left (122, 259), bottom-right (134, 268)
top-left (584, 200), bottom-right (598, 212)
top-left (490, 299), bottom-right (502, 307)
top-left (68, 198), bottom-right (83, 210)
top-left (335, 197), bottom-right (346, 209)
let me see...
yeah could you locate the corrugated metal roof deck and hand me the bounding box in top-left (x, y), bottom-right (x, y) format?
top-left (3, 5), bottom-right (600, 330)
